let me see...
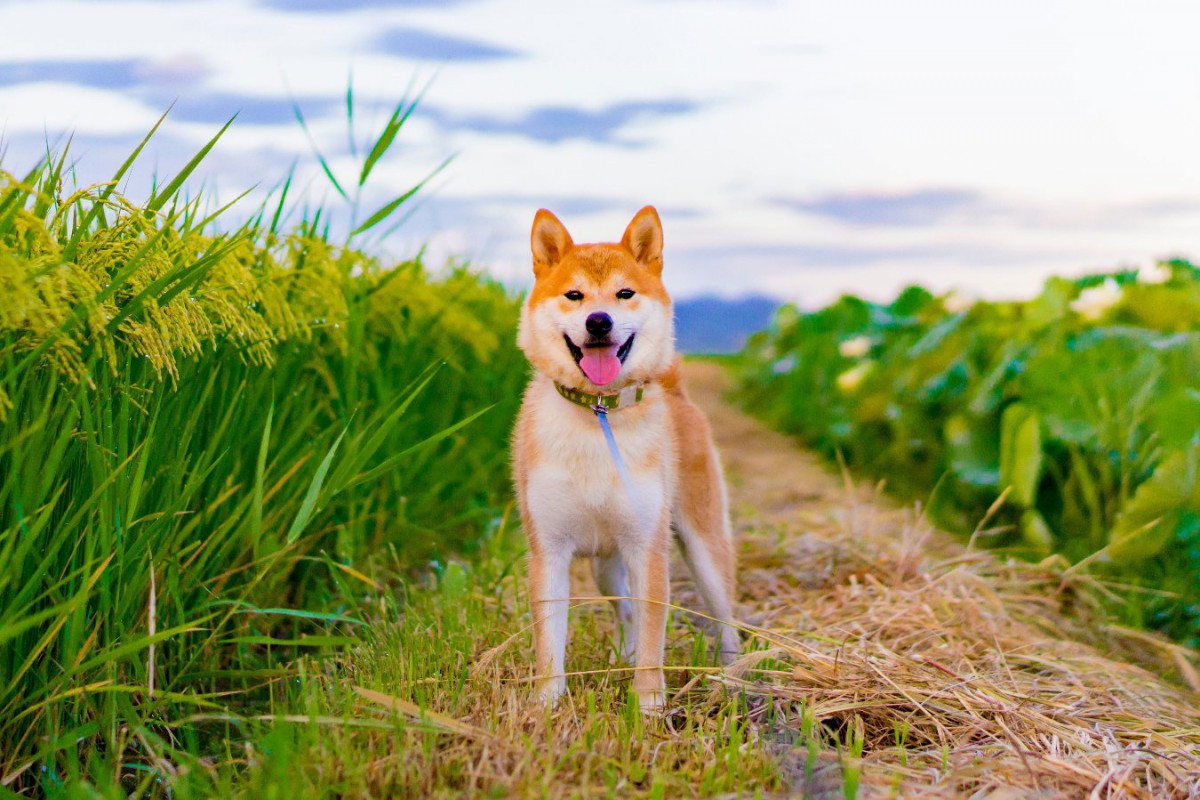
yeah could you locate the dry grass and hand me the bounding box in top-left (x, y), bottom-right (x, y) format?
top-left (728, 521), bottom-right (1200, 797)
top-left (336, 554), bottom-right (782, 798)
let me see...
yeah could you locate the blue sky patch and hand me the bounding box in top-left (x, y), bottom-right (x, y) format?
top-left (140, 93), bottom-right (338, 126)
top-left (420, 99), bottom-right (698, 145)
top-left (373, 27), bottom-right (519, 61)
top-left (777, 189), bottom-right (982, 227)
top-left (0, 60), bottom-right (145, 90)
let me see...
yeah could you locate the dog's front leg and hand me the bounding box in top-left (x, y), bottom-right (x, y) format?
top-left (529, 544), bottom-right (572, 706)
top-left (627, 518), bottom-right (670, 713)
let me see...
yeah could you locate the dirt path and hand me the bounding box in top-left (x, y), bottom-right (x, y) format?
top-left (677, 362), bottom-right (1200, 799)
top-left (684, 360), bottom-right (923, 540)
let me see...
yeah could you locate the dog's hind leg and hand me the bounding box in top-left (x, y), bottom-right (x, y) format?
top-left (670, 394), bottom-right (741, 666)
top-left (674, 510), bottom-right (740, 665)
top-left (592, 555), bottom-right (636, 663)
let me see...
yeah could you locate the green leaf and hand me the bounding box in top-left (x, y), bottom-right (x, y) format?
top-left (1020, 509), bottom-right (1054, 553)
top-left (1024, 277), bottom-right (1072, 327)
top-left (350, 156), bottom-right (452, 237)
top-left (1148, 388), bottom-right (1200, 450)
top-left (999, 403), bottom-right (1042, 507)
top-left (358, 80), bottom-right (424, 187)
top-left (268, 164), bottom-right (296, 235)
top-left (252, 403), bottom-right (274, 542)
top-left (346, 72), bottom-right (357, 158)
top-left (293, 101), bottom-right (347, 201)
top-left (345, 404), bottom-right (494, 490)
top-left (195, 183), bottom-right (257, 232)
top-left (325, 362), bottom-right (442, 491)
top-left (1109, 447), bottom-right (1200, 562)
top-left (1122, 283), bottom-right (1200, 332)
top-left (223, 635), bottom-right (358, 647)
top-left (221, 604), bottom-right (365, 626)
top-left (147, 114), bottom-right (236, 214)
top-left (943, 413), bottom-right (1000, 489)
top-left (889, 285), bottom-right (935, 318)
top-left (286, 426), bottom-right (348, 545)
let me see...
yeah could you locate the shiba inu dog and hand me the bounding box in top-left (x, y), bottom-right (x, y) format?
top-left (512, 206), bottom-right (739, 712)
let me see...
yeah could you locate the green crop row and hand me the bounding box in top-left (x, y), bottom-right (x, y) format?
top-left (739, 263), bottom-right (1200, 645)
top-left (0, 111), bottom-right (523, 790)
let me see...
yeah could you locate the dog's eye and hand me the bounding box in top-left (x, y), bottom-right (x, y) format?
top-left (564, 290), bottom-right (584, 301)
top-left (616, 288), bottom-right (635, 300)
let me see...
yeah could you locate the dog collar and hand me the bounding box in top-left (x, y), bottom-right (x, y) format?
top-left (554, 382), bottom-right (646, 412)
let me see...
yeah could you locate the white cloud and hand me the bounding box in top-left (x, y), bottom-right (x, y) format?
top-left (0, 83), bottom-right (161, 134)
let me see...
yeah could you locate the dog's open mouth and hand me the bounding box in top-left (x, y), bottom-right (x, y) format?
top-left (564, 334), bottom-right (635, 387)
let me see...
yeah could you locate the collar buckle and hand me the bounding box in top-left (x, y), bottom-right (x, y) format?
top-left (554, 381), bottom-right (646, 413)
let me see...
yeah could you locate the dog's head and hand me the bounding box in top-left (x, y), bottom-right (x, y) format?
top-left (517, 206), bottom-right (675, 391)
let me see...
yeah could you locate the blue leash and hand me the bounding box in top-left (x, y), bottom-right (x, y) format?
top-left (592, 405), bottom-right (642, 517)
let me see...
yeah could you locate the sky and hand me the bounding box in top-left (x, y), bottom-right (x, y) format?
top-left (2, 0), bottom-right (1200, 307)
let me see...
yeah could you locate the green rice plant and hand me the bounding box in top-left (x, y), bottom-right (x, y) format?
top-left (0, 103), bottom-right (524, 791)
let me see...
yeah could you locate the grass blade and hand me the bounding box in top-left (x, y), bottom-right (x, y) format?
top-left (292, 101), bottom-right (347, 201)
top-left (358, 74), bottom-right (427, 187)
top-left (351, 155), bottom-right (452, 237)
top-left (146, 114), bottom-right (236, 214)
top-left (346, 71), bottom-right (357, 159)
top-left (346, 404), bottom-right (493, 490)
top-left (286, 425), bottom-right (348, 544)
top-left (252, 402), bottom-right (274, 543)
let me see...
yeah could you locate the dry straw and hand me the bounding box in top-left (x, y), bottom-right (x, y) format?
top-left (729, 524), bottom-right (1200, 798)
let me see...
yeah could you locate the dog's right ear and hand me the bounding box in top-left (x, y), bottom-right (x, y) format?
top-left (531, 209), bottom-right (573, 279)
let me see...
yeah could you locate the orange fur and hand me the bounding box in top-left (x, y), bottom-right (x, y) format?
top-left (512, 206), bottom-right (738, 711)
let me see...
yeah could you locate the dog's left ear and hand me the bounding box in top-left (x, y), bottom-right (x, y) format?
top-left (621, 206), bottom-right (663, 275)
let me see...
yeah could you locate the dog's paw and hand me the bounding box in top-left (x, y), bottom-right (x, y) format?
top-left (717, 629), bottom-right (741, 667)
top-left (633, 669), bottom-right (667, 715)
top-left (533, 677), bottom-right (566, 708)
top-left (636, 688), bottom-right (667, 715)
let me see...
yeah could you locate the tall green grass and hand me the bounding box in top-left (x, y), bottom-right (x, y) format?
top-left (0, 108), bottom-right (524, 791)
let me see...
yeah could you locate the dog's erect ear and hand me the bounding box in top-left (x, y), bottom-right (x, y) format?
top-left (531, 209), bottom-right (574, 279)
top-left (621, 206), bottom-right (663, 275)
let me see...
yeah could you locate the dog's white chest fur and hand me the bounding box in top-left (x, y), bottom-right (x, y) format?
top-left (522, 378), bottom-right (674, 556)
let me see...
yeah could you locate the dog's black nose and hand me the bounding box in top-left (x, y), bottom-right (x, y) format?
top-left (585, 312), bottom-right (613, 337)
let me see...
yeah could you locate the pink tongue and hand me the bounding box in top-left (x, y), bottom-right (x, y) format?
top-left (580, 347), bottom-right (621, 386)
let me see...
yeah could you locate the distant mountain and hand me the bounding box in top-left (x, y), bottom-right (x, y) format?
top-left (674, 295), bottom-right (780, 354)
